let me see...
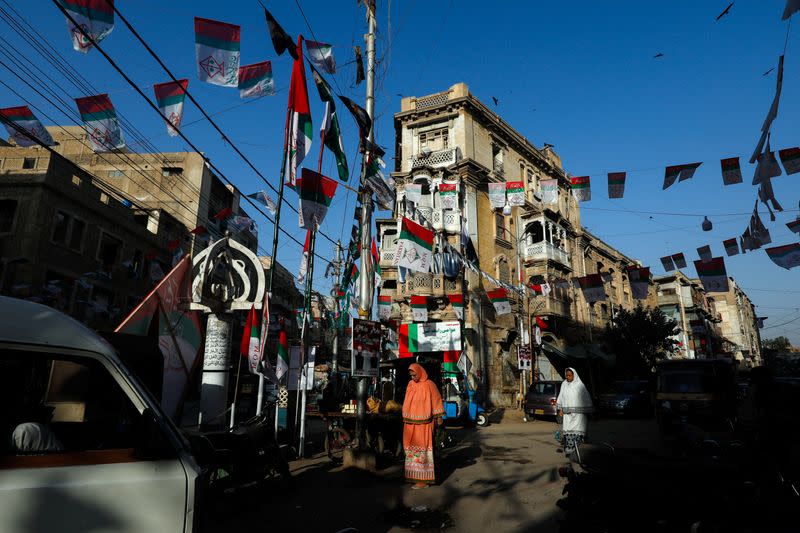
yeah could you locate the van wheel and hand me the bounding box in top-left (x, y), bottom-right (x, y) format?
top-left (476, 412), bottom-right (489, 427)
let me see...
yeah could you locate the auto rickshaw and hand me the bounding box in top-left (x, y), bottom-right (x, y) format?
top-left (655, 359), bottom-right (738, 434)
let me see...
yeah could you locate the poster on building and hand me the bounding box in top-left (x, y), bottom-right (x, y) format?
top-left (287, 345), bottom-right (303, 390)
top-left (351, 318), bottom-right (381, 378)
top-left (518, 345), bottom-right (532, 370)
top-left (399, 321), bottom-right (462, 356)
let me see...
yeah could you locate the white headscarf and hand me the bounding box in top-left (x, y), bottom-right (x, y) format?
top-left (556, 367), bottom-right (594, 414)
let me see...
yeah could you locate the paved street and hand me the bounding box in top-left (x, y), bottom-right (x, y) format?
top-left (207, 411), bottom-right (666, 533)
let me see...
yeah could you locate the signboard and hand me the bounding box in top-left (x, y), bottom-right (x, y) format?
top-left (399, 321), bottom-right (462, 355)
top-left (352, 318), bottom-right (381, 378)
top-left (518, 345), bottom-right (532, 371)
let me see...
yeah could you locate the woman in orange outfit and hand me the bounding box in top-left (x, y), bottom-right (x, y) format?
top-left (402, 363), bottom-right (445, 489)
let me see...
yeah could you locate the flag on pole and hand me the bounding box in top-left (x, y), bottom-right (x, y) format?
top-left (487, 288), bottom-right (512, 315)
top-left (488, 182), bottom-right (506, 209)
top-left (392, 217), bottom-right (434, 273)
top-left (765, 243), bottom-right (800, 270)
top-left (607, 172), bottom-right (626, 199)
top-left (338, 94), bottom-right (371, 141)
top-left (75, 93), bottom-right (125, 151)
top-left (663, 163), bottom-right (702, 190)
top-left (256, 292), bottom-right (278, 383)
top-left (297, 230), bottom-right (311, 283)
top-left (247, 190), bottom-right (278, 214)
top-left (570, 176), bottom-right (591, 201)
top-left (305, 40), bottom-right (336, 73)
top-left (506, 181), bottom-right (525, 206)
top-left (693, 257), bottom-right (729, 292)
top-left (449, 294), bottom-right (464, 320)
top-left (697, 245), bottom-right (713, 262)
top-left (541, 179), bottom-right (559, 204)
top-left (59, 0), bottom-right (115, 53)
top-left (661, 256), bottom-right (676, 272)
top-left (378, 295), bottom-right (392, 320)
top-left (778, 147), bottom-right (800, 175)
top-left (298, 168), bottom-right (337, 229)
top-left (276, 328), bottom-right (289, 381)
top-left (310, 64), bottom-right (349, 182)
top-left (194, 17), bottom-right (240, 87)
top-left (354, 45), bottom-right (365, 85)
top-left (671, 253), bottom-right (687, 269)
top-left (349, 262), bottom-right (359, 288)
top-left (371, 237), bottom-right (381, 286)
top-left (723, 238), bottom-right (740, 256)
top-left (241, 305), bottom-right (261, 374)
top-left (440, 182), bottom-right (459, 210)
top-left (153, 79), bottom-right (188, 137)
top-left (411, 295), bottom-right (428, 322)
top-left (0, 106), bottom-right (56, 147)
top-left (720, 157), bottom-right (743, 185)
top-left (263, 8), bottom-right (297, 59)
top-left (577, 274), bottom-right (606, 302)
top-left (626, 266), bottom-right (650, 300)
top-left (285, 37), bottom-right (313, 185)
top-left (237, 61), bottom-right (275, 98)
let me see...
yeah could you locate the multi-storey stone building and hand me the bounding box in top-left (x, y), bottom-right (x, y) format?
top-left (706, 278), bottom-right (763, 367)
top-left (655, 271), bottom-right (720, 360)
top-left (378, 83), bottom-right (657, 405)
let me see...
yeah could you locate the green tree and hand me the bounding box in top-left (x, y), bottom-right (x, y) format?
top-left (603, 306), bottom-right (680, 377)
top-left (762, 336), bottom-right (791, 352)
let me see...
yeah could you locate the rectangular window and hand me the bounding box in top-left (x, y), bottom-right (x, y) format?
top-left (22, 157), bottom-right (36, 169)
top-left (51, 210), bottom-right (70, 244)
top-left (161, 167), bottom-right (183, 177)
top-left (97, 231), bottom-right (122, 270)
top-left (495, 212), bottom-right (507, 240)
top-left (419, 128), bottom-right (448, 151)
top-left (492, 145), bottom-right (503, 173)
top-left (0, 199), bottom-right (18, 234)
top-left (107, 170), bottom-right (126, 178)
top-left (68, 219), bottom-right (85, 251)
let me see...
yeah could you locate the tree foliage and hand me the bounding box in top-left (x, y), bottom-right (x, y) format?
top-left (603, 306), bottom-right (680, 377)
top-left (762, 336), bottom-right (791, 352)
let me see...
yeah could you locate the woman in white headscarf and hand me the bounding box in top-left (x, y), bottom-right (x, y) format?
top-left (556, 367), bottom-right (594, 456)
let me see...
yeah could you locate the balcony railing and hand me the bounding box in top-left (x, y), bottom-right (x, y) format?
top-left (411, 148), bottom-right (458, 169)
top-left (523, 241), bottom-right (570, 267)
top-left (405, 272), bottom-right (433, 296)
top-left (380, 248), bottom-right (395, 267)
top-left (431, 209), bottom-right (462, 233)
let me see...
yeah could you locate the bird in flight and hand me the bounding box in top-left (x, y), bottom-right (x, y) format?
top-left (763, 67), bottom-right (775, 76)
top-left (716, 2), bottom-right (734, 21)
top-left (653, 53), bottom-right (664, 59)
top-left (491, 96), bottom-right (499, 106)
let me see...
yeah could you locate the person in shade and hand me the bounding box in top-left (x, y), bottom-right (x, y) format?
top-left (402, 363), bottom-right (445, 489)
top-left (556, 367), bottom-right (594, 458)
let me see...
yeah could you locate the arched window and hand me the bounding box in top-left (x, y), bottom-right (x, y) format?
top-left (526, 220), bottom-right (544, 244)
top-left (495, 255), bottom-right (510, 284)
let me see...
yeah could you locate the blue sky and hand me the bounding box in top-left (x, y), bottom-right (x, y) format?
top-left (4, 1), bottom-right (799, 343)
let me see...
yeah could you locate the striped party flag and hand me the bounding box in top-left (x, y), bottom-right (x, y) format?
top-left (393, 217), bottom-right (434, 273)
top-left (305, 40), bottom-right (336, 74)
top-left (74, 93), bottom-right (125, 151)
top-left (448, 294), bottom-right (464, 320)
top-left (660, 256), bottom-right (676, 272)
top-left (506, 180), bottom-right (525, 206)
top-left (487, 288), bottom-right (512, 315)
top-left (720, 157), bottom-right (743, 185)
top-left (440, 182), bottom-right (459, 210)
top-left (153, 79), bottom-right (188, 137)
top-left (378, 294), bottom-right (392, 320)
top-left (693, 257), bottom-right (729, 292)
top-left (570, 176), bottom-right (591, 202)
top-left (577, 274), bottom-right (606, 302)
top-left (443, 351), bottom-right (459, 373)
top-left (765, 243), bottom-right (800, 270)
top-left (663, 163), bottom-right (702, 190)
top-left (723, 238), bottom-right (740, 256)
top-left (238, 61), bottom-right (275, 99)
top-left (786, 219), bottom-right (800, 234)
top-left (778, 147), bottom-right (800, 175)
top-left (59, 0), bottom-right (114, 53)
top-left (697, 245), bottom-right (713, 262)
top-left (607, 172), bottom-right (626, 199)
top-left (410, 295), bottom-right (428, 322)
top-left (671, 253), bottom-right (687, 269)
top-left (0, 106), bottom-right (55, 147)
top-left (194, 17), bottom-right (240, 87)
top-left (298, 168), bottom-right (338, 230)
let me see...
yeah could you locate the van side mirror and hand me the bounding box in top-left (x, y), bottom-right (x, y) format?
top-left (134, 408), bottom-right (177, 460)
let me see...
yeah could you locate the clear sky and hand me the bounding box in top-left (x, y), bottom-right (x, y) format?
top-left (4, 1), bottom-right (799, 343)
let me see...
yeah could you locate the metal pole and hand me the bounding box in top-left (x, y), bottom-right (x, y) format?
top-left (331, 241), bottom-right (342, 372)
top-left (355, 2), bottom-right (377, 451)
top-left (298, 230), bottom-right (317, 457)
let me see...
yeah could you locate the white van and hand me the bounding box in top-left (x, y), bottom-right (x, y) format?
top-left (0, 296), bottom-right (204, 532)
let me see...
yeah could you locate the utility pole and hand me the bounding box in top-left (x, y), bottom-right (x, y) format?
top-left (330, 241), bottom-right (343, 372)
top-left (355, 1), bottom-right (377, 451)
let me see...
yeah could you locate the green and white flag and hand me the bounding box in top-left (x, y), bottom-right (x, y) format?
top-left (153, 79), bottom-right (188, 137)
top-left (506, 180), bottom-right (525, 206)
top-left (276, 328), bottom-right (289, 381)
top-left (570, 176), bottom-right (591, 202)
top-left (194, 17), bottom-right (240, 87)
top-left (448, 294), bottom-right (464, 320)
top-left (487, 288), bottom-right (511, 316)
top-left (392, 217), bottom-right (434, 273)
top-left (378, 295), bottom-right (392, 320)
top-left (766, 243), bottom-right (800, 270)
top-left (305, 40), bottom-right (336, 74)
top-left (299, 168), bottom-right (338, 230)
top-left (411, 295), bottom-right (428, 322)
top-left (241, 305), bottom-right (261, 375)
top-left (723, 238), bottom-right (740, 257)
top-left (693, 257), bottom-right (729, 292)
top-left (541, 179), bottom-right (559, 204)
top-left (75, 93), bottom-right (125, 152)
top-left (721, 157), bottom-right (743, 185)
top-left (439, 182), bottom-right (458, 210)
top-left (59, 0), bottom-right (114, 53)
top-left (663, 163), bottom-right (701, 190)
top-left (607, 172), bottom-right (626, 199)
top-left (0, 106), bottom-right (55, 147)
top-left (286, 36), bottom-right (313, 185)
top-left (310, 64), bottom-right (349, 182)
top-left (237, 61), bottom-right (275, 99)
top-left (488, 182), bottom-right (506, 209)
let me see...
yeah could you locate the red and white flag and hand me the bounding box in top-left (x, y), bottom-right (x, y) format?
top-left (285, 36), bottom-right (313, 185)
top-left (720, 157), bottom-right (743, 185)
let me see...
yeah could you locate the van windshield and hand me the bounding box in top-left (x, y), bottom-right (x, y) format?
top-left (660, 371), bottom-right (715, 394)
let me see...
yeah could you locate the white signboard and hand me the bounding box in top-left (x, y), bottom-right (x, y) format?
top-left (399, 321), bottom-right (462, 355)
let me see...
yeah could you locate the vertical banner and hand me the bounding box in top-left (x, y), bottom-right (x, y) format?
top-left (506, 180), bottom-right (525, 206)
top-left (607, 172), bottom-right (626, 199)
top-left (439, 182), bottom-right (458, 210)
top-left (194, 17), bottom-right (241, 87)
top-left (352, 319), bottom-right (381, 378)
top-left (540, 178), bottom-right (559, 204)
top-left (153, 79), bottom-right (189, 137)
top-left (75, 93), bottom-right (125, 151)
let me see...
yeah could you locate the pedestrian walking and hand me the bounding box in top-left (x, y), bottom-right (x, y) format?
top-left (556, 367), bottom-right (593, 458)
top-left (402, 363), bottom-right (444, 489)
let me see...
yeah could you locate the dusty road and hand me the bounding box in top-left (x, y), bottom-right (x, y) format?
top-left (206, 412), bottom-right (663, 533)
